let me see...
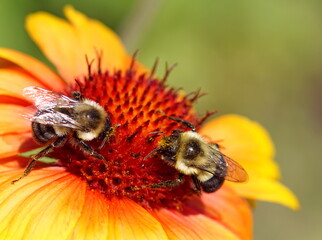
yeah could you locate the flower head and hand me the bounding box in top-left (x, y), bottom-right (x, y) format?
top-left (0, 6), bottom-right (298, 240)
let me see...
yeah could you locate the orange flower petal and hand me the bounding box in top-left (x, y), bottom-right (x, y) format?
top-left (0, 68), bottom-right (47, 99)
top-left (152, 187), bottom-right (251, 240)
top-left (26, 6), bottom-right (131, 83)
top-left (0, 48), bottom-right (64, 90)
top-left (0, 68), bottom-right (45, 105)
top-left (0, 167), bottom-right (168, 240)
top-left (152, 207), bottom-right (241, 240)
top-left (106, 198), bottom-right (168, 240)
top-left (0, 132), bottom-right (36, 158)
top-left (185, 187), bottom-right (252, 240)
top-left (71, 195), bottom-right (168, 240)
top-left (200, 114), bottom-right (299, 209)
top-left (0, 168), bottom-right (85, 240)
top-left (0, 92), bottom-right (27, 105)
top-left (0, 104), bottom-right (30, 134)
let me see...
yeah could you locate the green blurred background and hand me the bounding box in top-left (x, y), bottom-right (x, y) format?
top-left (1, 0), bottom-right (321, 239)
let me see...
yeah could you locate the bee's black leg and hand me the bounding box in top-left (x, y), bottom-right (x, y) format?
top-left (11, 136), bottom-right (67, 184)
top-left (134, 174), bottom-right (185, 190)
top-left (73, 137), bottom-right (107, 164)
top-left (158, 111), bottom-right (196, 131)
top-left (191, 175), bottom-right (201, 193)
top-left (167, 116), bottom-right (196, 131)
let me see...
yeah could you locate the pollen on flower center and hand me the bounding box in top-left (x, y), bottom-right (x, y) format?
top-left (52, 63), bottom-right (208, 209)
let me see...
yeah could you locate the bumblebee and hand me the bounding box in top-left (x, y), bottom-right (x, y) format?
top-left (12, 86), bottom-right (111, 183)
top-left (142, 115), bottom-right (248, 193)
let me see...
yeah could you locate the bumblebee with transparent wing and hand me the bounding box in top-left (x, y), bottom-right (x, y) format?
top-left (138, 114), bottom-right (248, 193)
top-left (12, 86), bottom-right (111, 183)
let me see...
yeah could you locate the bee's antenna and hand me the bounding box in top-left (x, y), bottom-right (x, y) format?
top-left (148, 131), bottom-right (165, 135)
top-left (143, 147), bottom-right (160, 161)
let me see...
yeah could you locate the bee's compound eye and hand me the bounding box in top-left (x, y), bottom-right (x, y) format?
top-left (80, 109), bottom-right (101, 131)
top-left (183, 140), bottom-right (201, 160)
top-left (83, 109), bottom-right (100, 120)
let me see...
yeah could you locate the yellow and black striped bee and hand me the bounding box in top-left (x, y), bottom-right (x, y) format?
top-left (143, 114), bottom-right (248, 192)
top-left (12, 86), bottom-right (111, 183)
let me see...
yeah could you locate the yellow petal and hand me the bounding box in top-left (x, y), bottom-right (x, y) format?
top-left (64, 6), bottom-right (130, 71)
top-left (0, 48), bottom-right (64, 90)
top-left (226, 177), bottom-right (300, 210)
top-left (201, 114), bottom-right (279, 179)
top-left (200, 114), bottom-right (299, 209)
top-left (26, 6), bottom-right (130, 83)
top-left (26, 11), bottom-right (79, 83)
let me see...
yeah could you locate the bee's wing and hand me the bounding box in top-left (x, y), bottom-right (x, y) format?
top-left (31, 109), bottom-right (85, 130)
top-left (208, 144), bottom-right (248, 182)
top-left (222, 154), bottom-right (248, 182)
top-left (23, 86), bottom-right (77, 110)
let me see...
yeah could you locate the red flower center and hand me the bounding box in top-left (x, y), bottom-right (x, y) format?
top-left (51, 62), bottom-right (209, 209)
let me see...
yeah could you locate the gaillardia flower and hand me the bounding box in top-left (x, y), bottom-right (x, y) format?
top-left (0, 6), bottom-right (298, 240)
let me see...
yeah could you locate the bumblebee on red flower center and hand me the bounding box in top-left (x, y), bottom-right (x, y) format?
top-left (135, 112), bottom-right (248, 193)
